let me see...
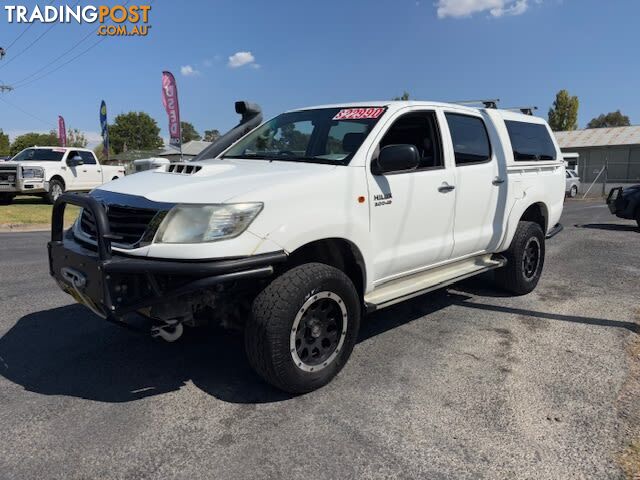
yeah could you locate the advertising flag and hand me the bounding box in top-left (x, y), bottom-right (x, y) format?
top-left (161, 71), bottom-right (181, 148)
top-left (100, 100), bottom-right (109, 158)
top-left (58, 116), bottom-right (67, 147)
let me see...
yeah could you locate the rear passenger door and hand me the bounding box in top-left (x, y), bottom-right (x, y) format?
top-left (443, 111), bottom-right (503, 258)
top-left (78, 151), bottom-right (103, 189)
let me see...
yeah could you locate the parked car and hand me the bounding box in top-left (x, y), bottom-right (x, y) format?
top-left (48, 100), bottom-right (565, 393)
top-left (0, 147), bottom-right (125, 205)
top-left (565, 169), bottom-right (580, 197)
top-left (607, 185), bottom-right (640, 228)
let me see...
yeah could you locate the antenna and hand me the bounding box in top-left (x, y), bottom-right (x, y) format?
top-left (451, 99), bottom-right (500, 109)
top-left (504, 106), bottom-right (538, 116)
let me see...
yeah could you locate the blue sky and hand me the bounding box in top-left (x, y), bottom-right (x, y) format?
top-left (0, 0), bottom-right (638, 147)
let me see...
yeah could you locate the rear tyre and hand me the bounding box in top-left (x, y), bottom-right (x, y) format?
top-left (245, 263), bottom-right (361, 394)
top-left (569, 185), bottom-right (578, 198)
top-left (46, 179), bottom-right (64, 204)
top-left (0, 193), bottom-right (14, 205)
top-left (495, 221), bottom-right (545, 296)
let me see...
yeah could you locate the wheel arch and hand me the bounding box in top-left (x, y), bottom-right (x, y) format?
top-left (285, 238), bottom-right (367, 297)
top-left (498, 200), bottom-right (550, 252)
top-left (49, 175), bottom-right (66, 189)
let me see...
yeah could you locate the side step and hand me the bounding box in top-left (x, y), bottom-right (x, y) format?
top-left (364, 254), bottom-right (506, 312)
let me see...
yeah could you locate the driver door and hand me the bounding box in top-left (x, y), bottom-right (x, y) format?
top-left (366, 109), bottom-right (456, 284)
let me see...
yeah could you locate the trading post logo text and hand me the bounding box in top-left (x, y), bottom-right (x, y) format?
top-left (4, 4), bottom-right (152, 36)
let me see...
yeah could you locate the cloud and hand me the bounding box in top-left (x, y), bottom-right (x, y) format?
top-left (202, 59), bottom-right (213, 67)
top-left (436, 0), bottom-right (532, 18)
top-left (180, 65), bottom-right (199, 77)
top-left (228, 51), bottom-right (256, 68)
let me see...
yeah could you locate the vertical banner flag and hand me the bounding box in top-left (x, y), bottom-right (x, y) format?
top-left (58, 116), bottom-right (67, 147)
top-left (100, 100), bottom-right (109, 158)
top-left (161, 71), bottom-right (181, 148)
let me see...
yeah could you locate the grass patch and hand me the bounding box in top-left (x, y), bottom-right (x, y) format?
top-left (0, 196), bottom-right (79, 227)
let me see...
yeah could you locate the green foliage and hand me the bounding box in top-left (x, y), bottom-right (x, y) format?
top-left (108, 112), bottom-right (163, 154)
top-left (203, 129), bottom-right (221, 142)
top-left (0, 129), bottom-right (9, 156)
top-left (587, 110), bottom-right (631, 129)
top-left (393, 91), bottom-right (410, 101)
top-left (548, 90), bottom-right (579, 131)
top-left (66, 128), bottom-right (88, 148)
top-left (180, 121), bottom-right (201, 143)
top-left (9, 131), bottom-right (59, 156)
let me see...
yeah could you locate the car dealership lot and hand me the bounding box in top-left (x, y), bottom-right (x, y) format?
top-left (0, 200), bottom-right (638, 479)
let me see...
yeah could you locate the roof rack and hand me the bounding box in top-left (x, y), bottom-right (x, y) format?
top-left (504, 106), bottom-right (538, 116)
top-left (451, 99), bottom-right (500, 109)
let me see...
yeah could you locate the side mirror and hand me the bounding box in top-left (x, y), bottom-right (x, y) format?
top-left (68, 156), bottom-right (84, 167)
top-left (373, 144), bottom-right (419, 174)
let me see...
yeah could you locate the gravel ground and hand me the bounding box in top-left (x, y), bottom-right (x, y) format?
top-left (0, 199), bottom-right (638, 480)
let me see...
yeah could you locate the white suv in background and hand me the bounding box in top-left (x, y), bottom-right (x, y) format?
top-left (0, 147), bottom-right (125, 205)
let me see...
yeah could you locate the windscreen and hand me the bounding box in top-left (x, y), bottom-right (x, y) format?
top-left (11, 148), bottom-right (65, 162)
top-left (222, 107), bottom-right (386, 165)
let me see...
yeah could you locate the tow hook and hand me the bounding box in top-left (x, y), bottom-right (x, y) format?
top-left (151, 319), bottom-right (184, 342)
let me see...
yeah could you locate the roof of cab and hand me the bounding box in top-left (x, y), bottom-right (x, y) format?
top-left (287, 100), bottom-right (547, 123)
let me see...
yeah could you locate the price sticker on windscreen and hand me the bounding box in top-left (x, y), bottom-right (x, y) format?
top-left (333, 107), bottom-right (386, 120)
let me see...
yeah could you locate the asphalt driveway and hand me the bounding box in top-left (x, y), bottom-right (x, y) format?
top-left (0, 200), bottom-right (638, 479)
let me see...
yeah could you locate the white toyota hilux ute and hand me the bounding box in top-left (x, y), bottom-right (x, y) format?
top-left (0, 146), bottom-right (125, 205)
top-left (48, 100), bottom-right (565, 393)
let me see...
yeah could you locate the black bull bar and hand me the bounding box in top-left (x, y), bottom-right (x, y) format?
top-left (48, 193), bottom-right (287, 320)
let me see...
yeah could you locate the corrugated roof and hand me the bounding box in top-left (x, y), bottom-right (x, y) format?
top-left (159, 140), bottom-right (212, 157)
top-left (555, 126), bottom-right (640, 148)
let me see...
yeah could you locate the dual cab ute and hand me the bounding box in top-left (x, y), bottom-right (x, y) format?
top-left (0, 147), bottom-right (125, 205)
top-left (48, 100), bottom-right (565, 393)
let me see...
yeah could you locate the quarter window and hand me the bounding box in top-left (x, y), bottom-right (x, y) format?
top-left (505, 120), bottom-right (557, 161)
top-left (445, 113), bottom-right (491, 165)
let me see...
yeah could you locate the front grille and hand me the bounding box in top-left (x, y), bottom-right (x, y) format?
top-left (0, 166), bottom-right (17, 183)
top-left (80, 204), bottom-right (160, 247)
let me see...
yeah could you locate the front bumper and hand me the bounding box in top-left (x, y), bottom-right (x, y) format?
top-left (0, 178), bottom-right (48, 194)
top-left (48, 193), bottom-right (287, 318)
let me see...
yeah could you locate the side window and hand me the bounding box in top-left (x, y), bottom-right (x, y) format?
top-left (445, 113), bottom-right (491, 165)
top-left (80, 151), bottom-right (97, 165)
top-left (565, 171), bottom-right (571, 178)
top-left (505, 120), bottom-right (557, 161)
top-left (378, 111), bottom-right (443, 170)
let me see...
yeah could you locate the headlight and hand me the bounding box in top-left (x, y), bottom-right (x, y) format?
top-left (22, 166), bottom-right (44, 179)
top-left (154, 203), bottom-right (263, 244)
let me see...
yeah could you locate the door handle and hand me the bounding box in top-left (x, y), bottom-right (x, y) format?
top-left (438, 183), bottom-right (455, 193)
top-left (492, 177), bottom-right (505, 185)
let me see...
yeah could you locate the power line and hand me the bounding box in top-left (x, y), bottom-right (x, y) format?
top-left (0, 1), bottom-right (80, 72)
top-left (0, 95), bottom-right (57, 130)
top-left (14, 37), bottom-right (106, 90)
top-left (1, 0), bottom-right (54, 51)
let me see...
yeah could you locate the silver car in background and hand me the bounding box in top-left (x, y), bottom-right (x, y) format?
top-left (565, 170), bottom-right (581, 197)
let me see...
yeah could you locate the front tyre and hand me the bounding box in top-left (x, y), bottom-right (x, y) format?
top-left (495, 221), bottom-right (545, 295)
top-left (245, 263), bottom-right (361, 394)
top-left (569, 185), bottom-right (578, 198)
top-left (46, 179), bottom-right (64, 204)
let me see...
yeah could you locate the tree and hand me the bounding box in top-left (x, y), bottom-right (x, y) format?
top-left (180, 121), bottom-right (201, 143)
top-left (108, 112), bottom-right (163, 154)
top-left (203, 129), bottom-right (221, 142)
top-left (587, 110), bottom-right (631, 129)
top-left (393, 91), bottom-right (410, 101)
top-left (9, 131), bottom-right (58, 156)
top-left (547, 90), bottom-right (579, 131)
top-left (66, 128), bottom-right (87, 148)
top-left (0, 129), bottom-right (9, 156)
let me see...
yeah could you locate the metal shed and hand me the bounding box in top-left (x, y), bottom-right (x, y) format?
top-left (554, 126), bottom-right (640, 183)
